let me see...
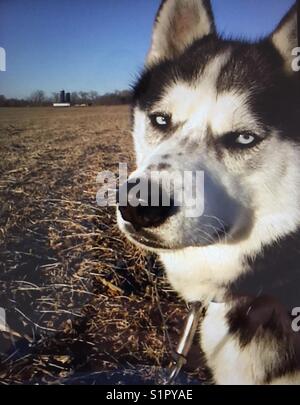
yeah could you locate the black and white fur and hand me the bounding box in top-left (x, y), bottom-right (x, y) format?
top-left (118, 0), bottom-right (300, 384)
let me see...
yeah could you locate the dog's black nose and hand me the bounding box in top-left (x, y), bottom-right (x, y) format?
top-left (118, 179), bottom-right (175, 229)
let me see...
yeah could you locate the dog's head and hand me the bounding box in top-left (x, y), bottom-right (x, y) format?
top-left (118, 0), bottom-right (299, 255)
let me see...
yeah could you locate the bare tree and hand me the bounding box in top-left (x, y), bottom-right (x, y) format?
top-left (89, 90), bottom-right (98, 101)
top-left (79, 91), bottom-right (89, 103)
top-left (52, 92), bottom-right (60, 103)
top-left (0, 94), bottom-right (6, 106)
top-left (29, 90), bottom-right (46, 105)
top-left (71, 92), bottom-right (79, 104)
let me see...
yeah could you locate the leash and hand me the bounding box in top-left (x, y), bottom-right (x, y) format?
top-left (165, 302), bottom-right (203, 385)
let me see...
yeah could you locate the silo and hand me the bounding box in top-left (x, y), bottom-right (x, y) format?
top-left (60, 90), bottom-right (65, 103)
top-left (65, 92), bottom-right (71, 103)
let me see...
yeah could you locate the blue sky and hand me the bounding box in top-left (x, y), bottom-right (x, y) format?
top-left (0, 0), bottom-right (295, 98)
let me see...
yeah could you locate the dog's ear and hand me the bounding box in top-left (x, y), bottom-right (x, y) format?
top-left (270, 4), bottom-right (298, 72)
top-left (146, 0), bottom-right (216, 66)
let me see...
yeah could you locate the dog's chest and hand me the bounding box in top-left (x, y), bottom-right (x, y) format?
top-left (200, 302), bottom-right (264, 385)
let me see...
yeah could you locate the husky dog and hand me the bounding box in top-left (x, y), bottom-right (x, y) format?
top-left (117, 0), bottom-right (300, 384)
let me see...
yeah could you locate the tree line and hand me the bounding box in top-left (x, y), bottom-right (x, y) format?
top-left (0, 89), bottom-right (132, 107)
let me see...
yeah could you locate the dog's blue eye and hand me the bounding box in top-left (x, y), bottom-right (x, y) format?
top-left (150, 113), bottom-right (171, 130)
top-left (236, 134), bottom-right (256, 145)
top-left (222, 131), bottom-right (260, 150)
top-left (156, 116), bottom-right (167, 125)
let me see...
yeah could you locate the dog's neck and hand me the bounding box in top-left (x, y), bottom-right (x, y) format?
top-left (160, 226), bottom-right (300, 311)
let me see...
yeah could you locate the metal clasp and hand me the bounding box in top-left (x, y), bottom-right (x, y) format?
top-left (165, 302), bottom-right (202, 385)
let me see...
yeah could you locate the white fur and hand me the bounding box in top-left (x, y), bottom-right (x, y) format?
top-left (200, 302), bottom-right (259, 385)
top-left (200, 302), bottom-right (300, 385)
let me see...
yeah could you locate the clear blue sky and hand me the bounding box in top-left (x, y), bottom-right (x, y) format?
top-left (0, 0), bottom-right (295, 99)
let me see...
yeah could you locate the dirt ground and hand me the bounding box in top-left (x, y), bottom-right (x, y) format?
top-left (0, 106), bottom-right (210, 385)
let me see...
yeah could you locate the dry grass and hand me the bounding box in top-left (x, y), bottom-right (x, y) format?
top-left (0, 106), bottom-right (210, 385)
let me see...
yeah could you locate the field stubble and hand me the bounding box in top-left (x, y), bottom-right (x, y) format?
top-left (0, 106), bottom-right (209, 384)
